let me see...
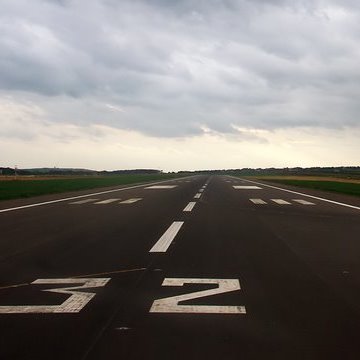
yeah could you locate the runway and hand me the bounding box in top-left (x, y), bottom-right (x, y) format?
top-left (1, 175), bottom-right (360, 359)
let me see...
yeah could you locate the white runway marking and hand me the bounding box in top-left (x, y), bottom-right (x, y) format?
top-left (199, 189), bottom-right (204, 192)
top-left (149, 221), bottom-right (184, 253)
top-left (183, 202), bottom-right (196, 212)
top-left (70, 199), bottom-right (99, 204)
top-left (271, 199), bottom-right (291, 205)
top-left (293, 199), bottom-right (315, 205)
top-left (194, 193), bottom-right (201, 199)
top-left (233, 186), bottom-right (262, 189)
top-left (94, 199), bottom-right (120, 204)
top-left (0, 176), bottom-right (196, 214)
top-left (250, 199), bottom-right (267, 204)
top-left (144, 185), bottom-right (177, 189)
top-left (150, 278), bottom-right (246, 314)
top-left (119, 198), bottom-right (142, 204)
top-left (0, 278), bottom-right (110, 314)
top-left (229, 176), bottom-right (360, 211)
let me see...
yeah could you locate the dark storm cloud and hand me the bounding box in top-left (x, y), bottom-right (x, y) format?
top-left (1, 0), bottom-right (360, 137)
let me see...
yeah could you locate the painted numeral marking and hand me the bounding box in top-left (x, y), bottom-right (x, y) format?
top-left (0, 278), bottom-right (110, 314)
top-left (150, 278), bottom-right (246, 314)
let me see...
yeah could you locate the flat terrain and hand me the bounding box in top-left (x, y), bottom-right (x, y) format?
top-left (0, 175), bottom-right (360, 359)
top-left (0, 174), bottom-right (181, 201)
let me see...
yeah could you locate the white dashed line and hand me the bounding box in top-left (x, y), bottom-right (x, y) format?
top-left (94, 199), bottom-right (120, 204)
top-left (229, 176), bottom-right (360, 211)
top-left (271, 199), bottom-right (291, 205)
top-left (194, 193), bottom-right (201, 199)
top-left (119, 198), bottom-right (142, 204)
top-left (199, 189), bottom-right (204, 192)
top-left (70, 199), bottom-right (99, 204)
top-left (233, 186), bottom-right (262, 190)
top-left (293, 199), bottom-right (315, 205)
top-left (250, 199), bottom-right (267, 204)
top-left (149, 221), bottom-right (184, 253)
top-left (144, 185), bottom-right (177, 189)
top-left (183, 202), bottom-right (196, 212)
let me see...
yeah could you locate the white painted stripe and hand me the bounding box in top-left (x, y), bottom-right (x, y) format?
top-left (150, 221), bottom-right (184, 253)
top-left (183, 202), bottom-right (196, 212)
top-left (199, 189), bottom-right (204, 192)
top-left (94, 198), bottom-right (120, 204)
top-left (293, 199), bottom-right (315, 205)
top-left (119, 198), bottom-right (142, 204)
top-left (229, 176), bottom-right (360, 211)
top-left (271, 199), bottom-right (291, 205)
top-left (144, 185), bottom-right (177, 189)
top-left (233, 186), bottom-right (262, 189)
top-left (0, 176), bottom-right (196, 214)
top-left (194, 193), bottom-right (201, 199)
top-left (250, 199), bottom-right (267, 204)
top-left (70, 199), bottom-right (99, 204)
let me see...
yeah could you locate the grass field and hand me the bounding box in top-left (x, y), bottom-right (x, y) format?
top-left (0, 174), bottom-right (183, 201)
top-left (251, 176), bottom-right (360, 197)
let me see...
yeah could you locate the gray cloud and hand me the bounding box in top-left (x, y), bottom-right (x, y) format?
top-left (1, 0), bottom-right (360, 138)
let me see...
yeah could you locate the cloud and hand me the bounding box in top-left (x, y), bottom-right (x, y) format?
top-left (0, 0), bottom-right (360, 140)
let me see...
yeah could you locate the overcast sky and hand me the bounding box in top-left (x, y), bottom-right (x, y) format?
top-left (1, 0), bottom-right (359, 171)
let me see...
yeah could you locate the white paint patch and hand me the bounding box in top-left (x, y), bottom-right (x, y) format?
top-left (150, 278), bottom-right (246, 314)
top-left (119, 198), bottom-right (142, 204)
top-left (183, 202), bottom-right (196, 212)
top-left (70, 199), bottom-right (99, 204)
top-left (293, 199), bottom-right (315, 205)
top-left (144, 185), bottom-right (177, 189)
top-left (0, 176), bottom-right (196, 214)
top-left (250, 199), bottom-right (267, 204)
top-left (194, 193), bottom-right (201, 199)
top-left (0, 278), bottom-right (110, 314)
top-left (149, 221), bottom-right (184, 253)
top-left (233, 186), bottom-right (262, 190)
top-left (271, 199), bottom-right (291, 205)
top-left (228, 176), bottom-right (360, 211)
top-left (199, 189), bottom-right (204, 192)
top-left (94, 198), bottom-right (120, 204)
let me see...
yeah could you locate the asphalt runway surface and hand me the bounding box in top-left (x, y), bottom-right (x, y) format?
top-left (1, 175), bottom-right (360, 359)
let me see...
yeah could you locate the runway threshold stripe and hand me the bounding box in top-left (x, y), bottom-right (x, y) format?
top-left (293, 199), bottom-right (315, 205)
top-left (119, 198), bottom-right (142, 204)
top-left (194, 193), bottom-right (201, 199)
top-left (70, 199), bottom-right (99, 204)
top-left (149, 221), bottom-right (184, 253)
top-left (271, 199), bottom-right (291, 205)
top-left (183, 202), bottom-right (196, 212)
top-left (250, 199), bottom-right (267, 204)
top-left (230, 176), bottom-right (360, 211)
top-left (94, 199), bottom-right (120, 204)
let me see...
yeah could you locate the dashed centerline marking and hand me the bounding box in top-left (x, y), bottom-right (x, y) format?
top-left (183, 202), bottom-right (196, 212)
top-left (149, 221), bottom-right (184, 253)
top-left (194, 193), bottom-right (201, 199)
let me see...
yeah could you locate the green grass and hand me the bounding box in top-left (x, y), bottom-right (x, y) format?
top-left (0, 174), bottom-right (183, 201)
top-left (262, 179), bottom-right (360, 197)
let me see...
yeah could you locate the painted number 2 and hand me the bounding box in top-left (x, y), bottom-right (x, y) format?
top-left (150, 278), bottom-right (246, 314)
top-left (0, 278), bottom-right (110, 314)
